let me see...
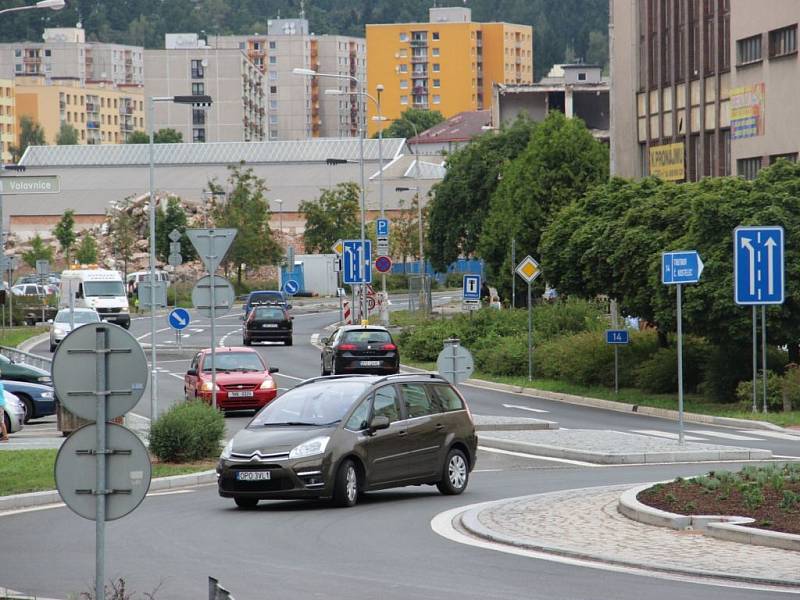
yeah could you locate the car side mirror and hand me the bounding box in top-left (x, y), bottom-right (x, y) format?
top-left (186, 369), bottom-right (197, 376)
top-left (320, 337), bottom-right (329, 345)
top-left (286, 304), bottom-right (293, 310)
top-left (268, 367), bottom-right (279, 374)
top-left (368, 415), bottom-right (390, 432)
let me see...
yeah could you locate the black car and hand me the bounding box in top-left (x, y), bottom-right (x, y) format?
top-left (320, 326), bottom-right (399, 376)
top-left (242, 290), bottom-right (291, 319)
top-left (217, 373), bottom-right (477, 508)
top-left (243, 305), bottom-right (293, 346)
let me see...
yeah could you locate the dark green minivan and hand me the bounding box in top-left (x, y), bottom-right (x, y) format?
top-left (217, 374), bottom-right (477, 508)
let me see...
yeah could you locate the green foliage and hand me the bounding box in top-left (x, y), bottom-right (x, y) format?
top-left (74, 233), bottom-right (99, 264)
top-left (735, 371), bottom-right (785, 411)
top-left (742, 485), bottom-right (765, 511)
top-left (391, 196), bottom-right (424, 266)
top-left (427, 116), bottom-right (536, 271)
top-left (55, 122), bottom-right (79, 145)
top-left (377, 108), bottom-right (444, 139)
top-left (21, 233), bottom-right (54, 268)
top-left (149, 401), bottom-right (225, 463)
top-left (53, 209), bottom-right (77, 265)
top-left (106, 200), bottom-right (138, 279)
top-left (634, 336), bottom-right (711, 394)
top-left (780, 490), bottom-right (800, 510)
top-left (126, 128), bottom-right (184, 144)
top-left (10, 115), bottom-right (46, 161)
top-left (299, 182), bottom-right (360, 253)
top-left (155, 196), bottom-right (196, 263)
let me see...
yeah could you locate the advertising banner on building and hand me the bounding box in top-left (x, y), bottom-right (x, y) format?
top-left (730, 83), bottom-right (765, 140)
top-left (649, 142), bottom-right (685, 181)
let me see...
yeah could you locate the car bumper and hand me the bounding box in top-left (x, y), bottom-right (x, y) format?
top-left (97, 312), bottom-right (130, 327)
top-left (198, 388), bottom-right (277, 411)
top-left (245, 329), bottom-right (292, 341)
top-left (334, 358), bottom-right (399, 375)
top-left (217, 456), bottom-right (333, 500)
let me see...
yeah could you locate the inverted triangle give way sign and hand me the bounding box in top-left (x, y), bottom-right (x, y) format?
top-left (186, 228), bottom-right (237, 273)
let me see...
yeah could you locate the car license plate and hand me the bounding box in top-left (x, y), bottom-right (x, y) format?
top-left (236, 471), bottom-right (271, 481)
top-left (262, 323), bottom-right (278, 328)
top-left (361, 360), bottom-right (381, 367)
top-left (228, 390), bottom-right (254, 398)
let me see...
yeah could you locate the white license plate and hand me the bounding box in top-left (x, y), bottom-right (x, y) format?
top-left (361, 360), bottom-right (381, 367)
top-left (236, 471), bottom-right (271, 481)
top-left (262, 323), bottom-right (279, 328)
top-left (228, 390), bottom-right (254, 398)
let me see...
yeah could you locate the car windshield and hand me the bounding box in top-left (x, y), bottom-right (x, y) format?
top-left (253, 307), bottom-right (285, 320)
top-left (202, 352), bottom-right (265, 372)
top-left (84, 281), bottom-right (125, 297)
top-left (250, 380), bottom-right (370, 427)
top-left (250, 292), bottom-right (285, 305)
top-left (342, 330), bottom-right (392, 344)
top-left (55, 311), bottom-right (99, 324)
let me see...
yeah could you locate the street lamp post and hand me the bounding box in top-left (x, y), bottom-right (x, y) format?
top-left (148, 94), bottom-right (212, 422)
top-left (0, 0), bottom-right (65, 16)
top-left (272, 198), bottom-right (284, 243)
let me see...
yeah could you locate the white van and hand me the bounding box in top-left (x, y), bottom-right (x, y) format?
top-left (127, 270), bottom-right (170, 288)
top-left (59, 269), bottom-right (130, 329)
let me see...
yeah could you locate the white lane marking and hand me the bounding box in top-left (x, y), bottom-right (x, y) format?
top-left (136, 326), bottom-right (172, 341)
top-left (274, 372), bottom-right (304, 382)
top-left (740, 430), bottom-right (800, 441)
top-left (502, 403), bottom-right (548, 414)
top-left (168, 373), bottom-right (185, 380)
top-left (773, 455), bottom-right (800, 460)
top-left (478, 445), bottom-right (598, 467)
top-left (0, 487), bottom-right (196, 517)
top-left (630, 429), bottom-right (706, 442)
top-left (147, 489), bottom-right (194, 497)
top-left (687, 429), bottom-right (763, 441)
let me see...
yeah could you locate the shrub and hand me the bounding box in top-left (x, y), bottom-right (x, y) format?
top-left (444, 272), bottom-right (465, 288)
top-left (474, 335), bottom-right (529, 376)
top-left (634, 336), bottom-right (710, 393)
top-left (703, 343), bottom-right (787, 403)
top-left (149, 401), bottom-right (225, 463)
top-left (735, 371), bottom-right (783, 411)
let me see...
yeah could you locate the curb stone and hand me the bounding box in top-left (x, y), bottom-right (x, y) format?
top-left (17, 332), bottom-right (51, 354)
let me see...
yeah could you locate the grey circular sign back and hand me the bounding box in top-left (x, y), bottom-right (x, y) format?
top-left (191, 275), bottom-right (235, 318)
top-left (52, 323), bottom-right (148, 421)
top-left (436, 343), bottom-right (475, 385)
top-left (55, 422), bottom-right (152, 521)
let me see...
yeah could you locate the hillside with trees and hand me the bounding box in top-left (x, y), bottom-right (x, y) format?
top-left (0, 0), bottom-right (608, 79)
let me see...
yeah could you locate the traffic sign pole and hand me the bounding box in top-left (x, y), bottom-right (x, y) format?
top-left (752, 306), bottom-right (757, 413)
top-left (762, 305), bottom-right (767, 413)
top-left (527, 282), bottom-right (532, 382)
top-left (94, 327), bottom-right (107, 600)
top-left (210, 234), bottom-right (217, 410)
top-left (676, 284), bottom-right (685, 445)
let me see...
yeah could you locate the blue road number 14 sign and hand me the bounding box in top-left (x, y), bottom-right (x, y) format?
top-left (606, 329), bottom-right (629, 345)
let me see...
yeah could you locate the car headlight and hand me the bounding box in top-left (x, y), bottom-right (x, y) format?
top-left (221, 439), bottom-right (234, 460)
top-left (200, 381), bottom-right (219, 392)
top-left (41, 391), bottom-right (54, 399)
top-left (37, 376), bottom-right (51, 384)
top-left (53, 327), bottom-right (65, 336)
top-left (289, 436), bottom-right (330, 460)
top-left (259, 378), bottom-right (276, 390)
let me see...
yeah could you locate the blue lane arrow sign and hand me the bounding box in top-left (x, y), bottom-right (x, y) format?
top-left (167, 307), bottom-right (191, 331)
top-left (283, 279), bottom-right (300, 295)
top-left (734, 226), bottom-right (784, 305)
top-left (662, 251), bottom-right (704, 285)
top-left (343, 239), bottom-right (372, 285)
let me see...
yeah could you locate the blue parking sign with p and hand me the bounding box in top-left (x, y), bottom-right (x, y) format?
top-left (463, 275), bottom-right (480, 301)
top-left (376, 218), bottom-right (389, 237)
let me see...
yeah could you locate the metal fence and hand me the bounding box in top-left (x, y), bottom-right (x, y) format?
top-left (0, 345), bottom-right (52, 371)
top-left (407, 274), bottom-right (432, 315)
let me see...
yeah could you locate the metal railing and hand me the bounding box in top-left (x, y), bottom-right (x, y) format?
top-left (0, 345), bottom-right (52, 371)
top-left (208, 577), bottom-right (235, 600)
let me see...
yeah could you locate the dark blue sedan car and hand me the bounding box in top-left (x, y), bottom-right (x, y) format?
top-left (1, 380), bottom-right (55, 423)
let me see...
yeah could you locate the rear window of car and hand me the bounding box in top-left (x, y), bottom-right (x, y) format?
top-left (429, 384), bottom-right (465, 412)
top-left (342, 330), bottom-right (392, 344)
top-left (249, 292), bottom-right (285, 305)
top-left (253, 307), bottom-right (285, 320)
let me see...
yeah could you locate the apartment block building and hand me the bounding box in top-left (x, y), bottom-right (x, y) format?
top-left (611, 0), bottom-right (800, 181)
top-left (0, 78), bottom-right (14, 162)
top-left (0, 27), bottom-right (143, 87)
top-left (15, 75), bottom-right (145, 145)
top-left (366, 7), bottom-right (533, 136)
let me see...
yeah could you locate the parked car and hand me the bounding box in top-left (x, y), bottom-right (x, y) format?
top-left (217, 373), bottom-right (477, 509)
top-left (49, 307), bottom-right (101, 352)
top-left (320, 325), bottom-right (399, 376)
top-left (242, 305), bottom-right (293, 346)
top-left (184, 347), bottom-right (279, 413)
top-left (0, 354), bottom-right (51, 386)
top-left (11, 283), bottom-right (48, 297)
top-left (1, 380), bottom-right (55, 423)
top-left (242, 290), bottom-right (291, 319)
top-left (2, 391), bottom-right (25, 434)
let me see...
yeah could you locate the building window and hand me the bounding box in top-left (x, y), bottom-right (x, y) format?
top-left (399, 48), bottom-right (408, 58)
top-left (269, 41), bottom-right (276, 49)
top-left (432, 32), bottom-right (440, 41)
top-left (720, 129), bottom-right (731, 176)
top-left (769, 25), bottom-right (798, 59)
top-left (191, 59), bottom-right (204, 79)
top-left (737, 156), bottom-right (762, 180)
top-left (737, 34), bottom-right (762, 66)
top-left (400, 80), bottom-right (408, 89)
top-left (14, 64), bottom-right (21, 73)
top-left (399, 64), bottom-right (408, 73)
top-left (191, 82), bottom-right (204, 95)
top-left (400, 95), bottom-right (408, 105)
top-left (193, 128), bottom-right (206, 143)
top-left (433, 79), bottom-right (440, 88)
top-left (400, 32), bottom-right (408, 42)
top-left (44, 49), bottom-right (51, 57)
top-left (269, 56), bottom-right (277, 64)
top-left (192, 109), bottom-right (205, 125)
top-left (432, 63), bottom-right (440, 72)
top-left (268, 70), bottom-right (277, 80)
top-left (432, 47), bottom-right (440, 57)
top-left (577, 72), bottom-right (586, 81)
top-left (13, 49), bottom-right (20, 57)
top-left (433, 95), bottom-right (441, 104)
top-left (770, 152), bottom-right (798, 164)
top-left (269, 99), bottom-right (278, 109)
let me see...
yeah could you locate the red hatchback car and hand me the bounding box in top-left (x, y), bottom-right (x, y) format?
top-left (184, 347), bottom-right (279, 413)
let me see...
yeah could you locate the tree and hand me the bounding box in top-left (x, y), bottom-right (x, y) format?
top-left (53, 209), bottom-right (77, 265)
top-left (10, 116), bottom-right (46, 161)
top-left (477, 111), bottom-right (608, 300)
top-left (21, 234), bottom-right (54, 268)
top-left (299, 183), bottom-right (361, 253)
top-left (127, 128), bottom-right (184, 144)
top-left (391, 196), bottom-right (423, 269)
top-left (55, 122), bottom-right (80, 145)
top-left (378, 108), bottom-right (445, 139)
top-left (74, 233), bottom-right (99, 265)
top-left (426, 116), bottom-right (536, 271)
top-left (155, 196), bottom-right (196, 263)
top-left (107, 206), bottom-right (138, 280)
top-left (208, 164), bottom-right (282, 285)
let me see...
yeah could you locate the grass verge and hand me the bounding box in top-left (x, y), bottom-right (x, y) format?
top-left (0, 326), bottom-right (48, 349)
top-left (0, 449), bottom-right (216, 497)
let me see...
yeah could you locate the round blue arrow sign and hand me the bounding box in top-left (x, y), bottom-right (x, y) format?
top-left (167, 307), bottom-right (191, 331)
top-left (283, 279), bottom-right (300, 295)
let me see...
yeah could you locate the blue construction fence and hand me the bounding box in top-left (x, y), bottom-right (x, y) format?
top-left (391, 258), bottom-right (484, 285)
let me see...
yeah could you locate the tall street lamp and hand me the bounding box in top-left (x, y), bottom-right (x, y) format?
top-left (0, 0), bottom-right (66, 16)
top-left (148, 94), bottom-right (212, 421)
top-left (272, 198), bottom-right (284, 243)
top-left (294, 67), bottom-right (368, 323)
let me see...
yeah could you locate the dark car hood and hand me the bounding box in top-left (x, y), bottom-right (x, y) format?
top-left (0, 379), bottom-right (53, 393)
top-left (232, 425), bottom-right (337, 454)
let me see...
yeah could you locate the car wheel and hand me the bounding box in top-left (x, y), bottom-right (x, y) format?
top-left (285, 337), bottom-right (293, 346)
top-left (321, 357), bottom-right (330, 376)
top-left (234, 496), bottom-right (259, 509)
top-left (3, 412), bottom-right (10, 433)
top-left (437, 448), bottom-right (469, 496)
top-left (49, 343), bottom-right (56, 353)
top-left (332, 459), bottom-right (359, 508)
top-left (18, 395), bottom-right (34, 424)
top-left (242, 336), bottom-right (251, 346)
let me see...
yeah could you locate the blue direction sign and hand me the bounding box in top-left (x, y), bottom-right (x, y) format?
top-left (463, 274), bottom-right (481, 301)
top-left (734, 226), bottom-right (784, 305)
top-left (606, 329), bottom-right (629, 345)
top-left (283, 279), bottom-right (300, 295)
top-left (343, 239), bottom-right (372, 285)
top-left (167, 307), bottom-right (191, 331)
top-left (662, 251), bottom-right (704, 285)
top-left (376, 218), bottom-right (390, 237)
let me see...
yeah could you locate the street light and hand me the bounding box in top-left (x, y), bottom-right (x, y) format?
top-left (147, 94), bottom-right (212, 421)
top-left (294, 67), bottom-right (368, 323)
top-left (272, 198), bottom-right (284, 246)
top-left (0, 0), bottom-right (66, 15)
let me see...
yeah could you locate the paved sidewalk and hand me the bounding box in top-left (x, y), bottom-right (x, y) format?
top-left (459, 484), bottom-right (800, 588)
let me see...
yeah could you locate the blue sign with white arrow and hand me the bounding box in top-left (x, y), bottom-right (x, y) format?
top-left (343, 239), bottom-right (372, 285)
top-left (662, 251), bottom-right (704, 285)
top-left (734, 226), bottom-right (784, 305)
top-left (167, 307), bottom-right (191, 331)
top-left (376, 218), bottom-right (389, 237)
top-left (283, 279), bottom-right (300, 295)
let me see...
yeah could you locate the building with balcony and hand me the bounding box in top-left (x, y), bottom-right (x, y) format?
top-left (611, 0), bottom-right (800, 181)
top-left (0, 78), bottom-right (15, 162)
top-left (366, 7), bottom-right (533, 136)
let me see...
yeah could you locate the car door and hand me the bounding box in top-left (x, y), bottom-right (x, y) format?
top-left (323, 328), bottom-right (339, 372)
top-left (397, 382), bottom-right (441, 479)
top-left (361, 384), bottom-right (411, 486)
top-left (185, 353), bottom-right (201, 398)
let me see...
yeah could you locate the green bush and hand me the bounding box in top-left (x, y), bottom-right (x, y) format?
top-left (634, 336), bottom-right (710, 393)
top-left (735, 371), bottom-right (784, 411)
top-left (474, 334), bottom-right (529, 376)
top-left (149, 401), bottom-right (226, 463)
top-left (703, 344), bottom-right (787, 403)
top-left (444, 272), bottom-right (465, 288)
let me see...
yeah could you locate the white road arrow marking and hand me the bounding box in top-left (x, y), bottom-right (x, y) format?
top-left (765, 236), bottom-right (777, 296)
top-left (740, 237), bottom-right (756, 295)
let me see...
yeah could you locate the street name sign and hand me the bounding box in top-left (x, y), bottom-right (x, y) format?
top-left (606, 329), bottom-right (629, 345)
top-left (186, 228), bottom-right (237, 274)
top-left (662, 251), bottom-right (704, 284)
top-left (515, 256), bottom-right (541, 284)
top-left (343, 239), bottom-right (372, 285)
top-left (167, 307), bottom-right (191, 331)
top-left (0, 175), bottom-right (60, 194)
top-left (734, 226), bottom-right (784, 305)
top-left (463, 274), bottom-right (481, 301)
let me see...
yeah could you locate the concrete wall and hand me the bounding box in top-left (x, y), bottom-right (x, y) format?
top-left (609, 0), bottom-right (640, 177)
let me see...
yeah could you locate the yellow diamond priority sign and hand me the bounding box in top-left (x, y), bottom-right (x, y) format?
top-left (515, 255), bottom-right (541, 284)
top-left (331, 239), bottom-right (344, 256)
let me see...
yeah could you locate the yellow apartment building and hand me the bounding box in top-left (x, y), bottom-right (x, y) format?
top-left (366, 6), bottom-right (532, 136)
top-left (15, 75), bottom-right (145, 146)
top-left (0, 79), bottom-right (15, 162)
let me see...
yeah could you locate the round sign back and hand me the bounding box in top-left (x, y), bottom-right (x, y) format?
top-left (436, 341), bottom-right (475, 385)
